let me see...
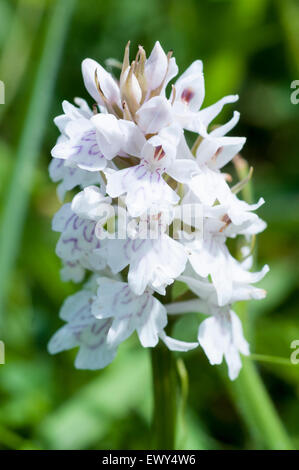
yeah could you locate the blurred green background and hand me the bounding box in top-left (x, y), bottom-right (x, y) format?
top-left (0, 0), bottom-right (298, 450)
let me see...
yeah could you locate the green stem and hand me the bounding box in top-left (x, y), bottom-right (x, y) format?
top-left (231, 303), bottom-right (293, 449)
top-left (0, 0), bottom-right (76, 324)
top-left (250, 353), bottom-right (295, 367)
top-left (230, 157), bottom-right (294, 449)
top-left (176, 358), bottom-right (189, 448)
top-left (231, 358), bottom-right (293, 449)
top-left (151, 343), bottom-right (177, 449)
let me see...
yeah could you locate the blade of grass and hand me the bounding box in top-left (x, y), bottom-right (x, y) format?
top-left (0, 0), bottom-right (46, 122)
top-left (229, 362), bottom-right (293, 449)
top-left (0, 0), bottom-right (13, 48)
top-left (276, 0), bottom-right (299, 75)
top-left (0, 0), bottom-right (77, 324)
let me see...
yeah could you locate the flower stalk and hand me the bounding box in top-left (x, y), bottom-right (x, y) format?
top-left (151, 343), bottom-right (177, 450)
top-left (229, 303), bottom-right (293, 449)
top-left (230, 157), bottom-right (293, 450)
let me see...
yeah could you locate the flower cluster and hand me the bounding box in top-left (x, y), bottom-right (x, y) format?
top-left (48, 41), bottom-right (268, 379)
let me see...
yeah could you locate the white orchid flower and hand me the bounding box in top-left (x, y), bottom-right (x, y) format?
top-left (49, 41), bottom-right (268, 380)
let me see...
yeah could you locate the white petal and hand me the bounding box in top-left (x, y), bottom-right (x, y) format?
top-left (59, 289), bottom-right (93, 321)
top-left (62, 99), bottom-right (92, 121)
top-left (107, 315), bottom-right (137, 346)
top-left (231, 262), bottom-right (270, 285)
top-left (49, 158), bottom-right (102, 201)
top-left (137, 298), bottom-right (167, 347)
top-left (167, 158), bottom-right (198, 183)
top-left (119, 120), bottom-right (146, 156)
top-left (226, 196), bottom-right (264, 226)
top-left (52, 120), bottom-right (106, 171)
top-left (71, 185), bottom-right (111, 221)
top-left (198, 316), bottom-right (226, 365)
top-left (208, 137), bottom-right (246, 170)
top-left (188, 239), bottom-right (233, 306)
top-left (106, 165), bottom-right (179, 217)
top-left (163, 57), bottom-right (178, 91)
top-left (223, 312), bottom-right (249, 380)
top-left (82, 58), bottom-right (103, 103)
top-left (48, 288), bottom-right (117, 370)
top-left (224, 345), bottom-right (242, 380)
top-left (178, 274), bottom-right (215, 303)
top-left (82, 58), bottom-right (121, 107)
top-left (230, 284), bottom-right (267, 303)
top-left (73, 97), bottom-right (93, 118)
top-left (53, 99), bottom-right (91, 135)
top-left (210, 111), bottom-right (240, 137)
top-left (52, 203), bottom-right (73, 232)
top-left (160, 330), bottom-right (198, 351)
top-left (173, 60), bottom-right (205, 112)
top-left (74, 318), bottom-right (116, 370)
top-left (54, 115), bottom-right (70, 134)
top-left (92, 278), bottom-right (167, 348)
top-left (91, 113), bottom-right (123, 159)
top-left (198, 94), bottom-right (239, 127)
top-left (231, 310), bottom-right (250, 356)
top-left (136, 96), bottom-right (173, 134)
top-left (105, 239), bottom-right (133, 274)
top-left (195, 137), bottom-right (220, 165)
top-left (145, 41), bottom-right (168, 92)
top-left (127, 242), bottom-right (155, 295)
top-left (128, 236), bottom-right (187, 295)
top-left (53, 204), bottom-right (106, 278)
top-left (75, 339), bottom-right (117, 370)
top-left (48, 326), bottom-right (78, 354)
top-left (189, 167), bottom-right (230, 205)
top-left (60, 262), bottom-right (85, 283)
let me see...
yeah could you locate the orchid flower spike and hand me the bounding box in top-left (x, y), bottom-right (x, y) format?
top-left (49, 41), bottom-right (268, 380)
